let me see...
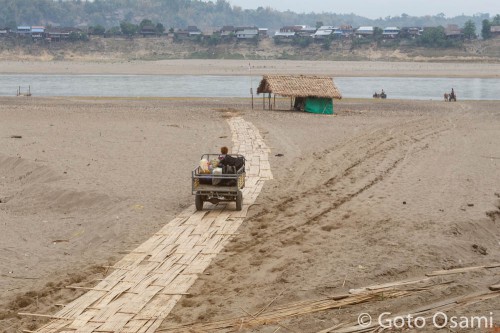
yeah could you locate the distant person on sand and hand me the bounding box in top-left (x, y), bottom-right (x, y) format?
top-left (449, 88), bottom-right (456, 101)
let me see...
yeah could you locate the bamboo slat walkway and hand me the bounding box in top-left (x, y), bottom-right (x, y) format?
top-left (31, 116), bottom-right (272, 333)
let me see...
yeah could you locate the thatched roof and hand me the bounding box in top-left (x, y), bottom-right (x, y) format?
top-left (257, 74), bottom-right (342, 99)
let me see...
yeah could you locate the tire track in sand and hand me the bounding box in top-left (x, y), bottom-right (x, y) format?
top-left (247, 117), bottom-right (451, 242)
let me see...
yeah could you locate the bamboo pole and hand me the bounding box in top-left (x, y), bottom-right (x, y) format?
top-left (18, 312), bottom-right (73, 320)
top-left (426, 263), bottom-right (500, 277)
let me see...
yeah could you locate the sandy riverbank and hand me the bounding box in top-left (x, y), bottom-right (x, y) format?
top-left (1, 97), bottom-right (499, 332)
top-left (1, 59), bottom-right (500, 77)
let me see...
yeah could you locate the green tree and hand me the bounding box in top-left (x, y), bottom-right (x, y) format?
top-left (120, 21), bottom-right (138, 36)
top-left (373, 26), bottom-right (383, 40)
top-left (155, 23), bottom-right (165, 34)
top-left (89, 24), bottom-right (105, 35)
top-left (418, 26), bottom-right (447, 47)
top-left (206, 34), bottom-right (220, 45)
top-left (68, 31), bottom-right (80, 42)
top-left (292, 36), bottom-right (312, 48)
top-left (493, 14), bottom-right (500, 25)
top-left (6, 20), bottom-right (17, 30)
top-left (463, 19), bottom-right (476, 40)
top-left (68, 31), bottom-right (88, 42)
top-left (106, 26), bottom-right (121, 36)
top-left (316, 21), bottom-right (323, 29)
top-left (321, 36), bottom-right (332, 50)
top-left (481, 19), bottom-right (491, 39)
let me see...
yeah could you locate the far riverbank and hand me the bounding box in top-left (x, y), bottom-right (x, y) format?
top-left (1, 60), bottom-right (500, 78)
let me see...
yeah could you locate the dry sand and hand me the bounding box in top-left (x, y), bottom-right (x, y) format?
top-left (0, 60), bottom-right (499, 332)
top-left (1, 59), bottom-right (500, 77)
top-left (1, 96), bottom-right (499, 332)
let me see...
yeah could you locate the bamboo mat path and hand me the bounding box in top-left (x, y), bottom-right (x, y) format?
top-left (30, 116), bottom-right (273, 333)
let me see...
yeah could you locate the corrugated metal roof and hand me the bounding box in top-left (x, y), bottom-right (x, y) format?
top-left (238, 29), bottom-right (258, 34)
top-left (314, 30), bottom-right (333, 36)
top-left (257, 75), bottom-right (342, 99)
top-left (274, 31), bottom-right (295, 37)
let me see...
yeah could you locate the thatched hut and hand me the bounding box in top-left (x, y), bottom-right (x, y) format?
top-left (256, 74), bottom-right (342, 114)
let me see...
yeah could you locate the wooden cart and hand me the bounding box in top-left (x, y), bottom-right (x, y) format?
top-left (192, 154), bottom-right (246, 211)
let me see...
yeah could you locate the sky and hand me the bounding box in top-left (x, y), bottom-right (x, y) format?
top-left (226, 0), bottom-right (500, 19)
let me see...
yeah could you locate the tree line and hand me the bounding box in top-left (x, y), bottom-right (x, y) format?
top-left (0, 0), bottom-right (497, 36)
top-left (481, 15), bottom-right (500, 39)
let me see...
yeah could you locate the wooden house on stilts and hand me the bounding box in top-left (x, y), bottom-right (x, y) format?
top-left (256, 74), bottom-right (342, 114)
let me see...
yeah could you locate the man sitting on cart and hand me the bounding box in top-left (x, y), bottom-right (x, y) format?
top-left (218, 146), bottom-right (244, 174)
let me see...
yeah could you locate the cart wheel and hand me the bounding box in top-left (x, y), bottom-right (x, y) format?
top-left (195, 194), bottom-right (204, 211)
top-left (235, 191), bottom-right (243, 211)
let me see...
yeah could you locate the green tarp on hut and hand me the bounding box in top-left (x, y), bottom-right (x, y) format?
top-left (305, 97), bottom-right (333, 114)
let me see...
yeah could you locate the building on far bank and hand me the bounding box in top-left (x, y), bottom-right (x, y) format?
top-left (401, 27), bottom-right (423, 37)
top-left (16, 26), bottom-right (31, 37)
top-left (333, 25), bottom-right (354, 38)
top-left (140, 25), bottom-right (156, 37)
top-left (313, 26), bottom-right (335, 39)
top-left (0, 27), bottom-right (10, 37)
top-left (356, 26), bottom-right (374, 37)
top-left (31, 26), bottom-right (45, 40)
top-left (274, 26), bottom-right (297, 41)
top-left (236, 27), bottom-right (258, 39)
top-left (491, 25), bottom-right (500, 38)
top-left (294, 25), bottom-right (316, 37)
top-left (445, 24), bottom-right (463, 39)
top-left (382, 27), bottom-right (400, 38)
top-left (258, 28), bottom-right (268, 38)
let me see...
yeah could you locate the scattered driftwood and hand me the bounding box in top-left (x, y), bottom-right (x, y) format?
top-left (10, 135), bottom-right (22, 139)
top-left (489, 284), bottom-right (500, 291)
top-left (52, 239), bottom-right (69, 243)
top-left (1, 274), bottom-right (39, 280)
top-left (159, 265), bottom-right (500, 333)
top-left (349, 277), bottom-right (432, 294)
top-left (157, 289), bottom-right (419, 332)
top-left (426, 263), bottom-right (500, 277)
top-left (320, 290), bottom-right (500, 333)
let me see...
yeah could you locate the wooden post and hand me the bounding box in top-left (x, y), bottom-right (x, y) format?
top-left (250, 88), bottom-right (254, 110)
top-left (273, 94), bottom-right (276, 110)
top-left (268, 93), bottom-right (271, 110)
top-left (290, 97), bottom-right (293, 110)
top-left (263, 94), bottom-right (265, 110)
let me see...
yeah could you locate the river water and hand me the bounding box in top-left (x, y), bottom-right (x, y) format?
top-left (1, 74), bottom-right (499, 100)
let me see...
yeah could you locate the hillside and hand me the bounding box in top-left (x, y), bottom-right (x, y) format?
top-left (1, 36), bottom-right (499, 63)
top-left (0, 0), bottom-right (494, 32)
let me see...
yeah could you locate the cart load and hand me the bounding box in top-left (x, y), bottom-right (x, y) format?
top-left (192, 154), bottom-right (246, 211)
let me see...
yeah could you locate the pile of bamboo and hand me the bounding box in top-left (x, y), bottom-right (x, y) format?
top-left (158, 269), bottom-right (500, 333)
